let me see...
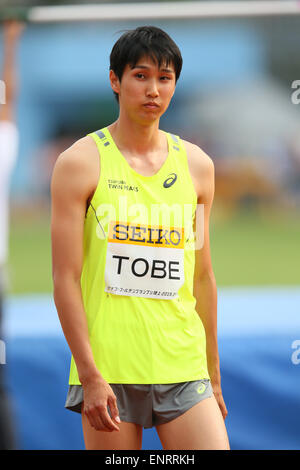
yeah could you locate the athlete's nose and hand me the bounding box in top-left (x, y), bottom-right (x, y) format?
top-left (146, 79), bottom-right (159, 98)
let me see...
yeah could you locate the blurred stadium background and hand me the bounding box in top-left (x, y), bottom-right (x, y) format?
top-left (0, 0), bottom-right (300, 450)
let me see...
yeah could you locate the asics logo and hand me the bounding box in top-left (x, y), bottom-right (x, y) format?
top-left (196, 383), bottom-right (206, 395)
top-left (163, 173), bottom-right (177, 188)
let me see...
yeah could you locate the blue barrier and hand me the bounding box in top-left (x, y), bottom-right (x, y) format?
top-left (2, 288), bottom-right (300, 450)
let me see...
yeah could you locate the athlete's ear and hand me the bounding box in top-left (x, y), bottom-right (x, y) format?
top-left (109, 69), bottom-right (120, 96)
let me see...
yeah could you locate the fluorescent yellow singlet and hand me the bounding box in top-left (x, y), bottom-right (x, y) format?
top-left (68, 127), bottom-right (210, 384)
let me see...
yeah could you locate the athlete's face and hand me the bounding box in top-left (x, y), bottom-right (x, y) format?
top-left (110, 55), bottom-right (176, 124)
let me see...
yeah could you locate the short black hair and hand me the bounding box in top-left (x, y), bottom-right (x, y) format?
top-left (109, 26), bottom-right (182, 102)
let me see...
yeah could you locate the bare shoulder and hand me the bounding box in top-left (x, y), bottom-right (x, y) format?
top-left (182, 138), bottom-right (214, 173)
top-left (181, 138), bottom-right (215, 201)
top-left (53, 135), bottom-right (98, 176)
top-left (51, 135), bottom-right (99, 203)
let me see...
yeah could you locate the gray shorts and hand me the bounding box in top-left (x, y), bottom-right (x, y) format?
top-left (65, 379), bottom-right (213, 429)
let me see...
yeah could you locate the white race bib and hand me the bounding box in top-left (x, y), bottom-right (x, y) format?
top-left (104, 221), bottom-right (185, 299)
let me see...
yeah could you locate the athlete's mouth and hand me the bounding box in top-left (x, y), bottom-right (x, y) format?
top-left (143, 102), bottom-right (160, 108)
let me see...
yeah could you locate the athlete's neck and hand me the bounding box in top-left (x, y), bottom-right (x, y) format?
top-left (107, 116), bottom-right (164, 156)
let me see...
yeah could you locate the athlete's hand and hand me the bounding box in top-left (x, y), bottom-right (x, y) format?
top-left (212, 383), bottom-right (228, 420)
top-left (82, 376), bottom-right (121, 432)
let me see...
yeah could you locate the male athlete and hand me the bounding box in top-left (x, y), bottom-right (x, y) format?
top-left (51, 26), bottom-right (230, 450)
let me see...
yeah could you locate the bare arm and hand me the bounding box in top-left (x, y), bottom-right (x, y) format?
top-left (51, 147), bottom-right (99, 383)
top-left (51, 142), bottom-right (121, 431)
top-left (0, 20), bottom-right (24, 122)
top-left (189, 145), bottom-right (228, 420)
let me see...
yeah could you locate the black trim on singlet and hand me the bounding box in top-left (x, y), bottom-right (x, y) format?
top-left (90, 202), bottom-right (106, 238)
top-left (95, 129), bottom-right (110, 146)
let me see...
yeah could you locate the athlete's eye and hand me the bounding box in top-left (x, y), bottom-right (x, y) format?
top-left (160, 76), bottom-right (172, 81)
top-left (135, 73), bottom-right (145, 79)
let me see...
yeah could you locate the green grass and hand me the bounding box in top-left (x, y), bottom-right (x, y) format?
top-left (211, 205), bottom-right (300, 286)
top-left (6, 203), bottom-right (300, 294)
top-left (7, 206), bottom-right (53, 295)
